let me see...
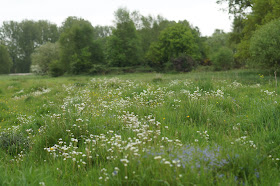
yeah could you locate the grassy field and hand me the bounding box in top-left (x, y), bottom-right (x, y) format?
top-left (0, 70), bottom-right (279, 185)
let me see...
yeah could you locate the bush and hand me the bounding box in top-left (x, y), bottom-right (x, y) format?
top-left (70, 48), bottom-right (92, 74)
top-left (30, 65), bottom-right (43, 74)
top-left (146, 22), bottom-right (201, 71)
top-left (31, 42), bottom-right (60, 75)
top-left (89, 64), bottom-right (107, 75)
top-left (250, 19), bottom-right (280, 69)
top-left (171, 54), bottom-right (197, 72)
top-left (48, 60), bottom-right (64, 77)
top-left (0, 132), bottom-right (29, 156)
top-left (211, 47), bottom-right (233, 71)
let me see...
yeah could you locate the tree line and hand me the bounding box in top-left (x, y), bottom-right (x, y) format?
top-left (217, 0), bottom-right (280, 71)
top-left (1, 3), bottom-right (280, 75)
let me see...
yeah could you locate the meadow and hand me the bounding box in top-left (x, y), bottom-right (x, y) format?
top-left (0, 70), bottom-right (279, 185)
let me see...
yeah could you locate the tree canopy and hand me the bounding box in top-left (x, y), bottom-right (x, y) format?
top-left (31, 42), bottom-right (60, 74)
top-left (219, 0), bottom-right (280, 70)
top-left (249, 19), bottom-right (280, 69)
top-left (0, 44), bottom-right (12, 74)
top-left (106, 8), bottom-right (142, 67)
top-left (0, 20), bottom-right (59, 73)
top-left (4, 5), bottom-right (279, 75)
top-left (59, 17), bottom-right (104, 74)
top-left (146, 21), bottom-right (202, 70)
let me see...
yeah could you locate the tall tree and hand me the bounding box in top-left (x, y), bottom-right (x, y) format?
top-left (0, 20), bottom-right (59, 73)
top-left (205, 29), bottom-right (230, 57)
top-left (138, 15), bottom-right (174, 57)
top-left (0, 21), bottom-right (21, 73)
top-left (59, 17), bottom-right (104, 74)
top-left (0, 45), bottom-right (12, 74)
top-left (249, 19), bottom-right (280, 69)
top-left (218, 0), bottom-right (280, 66)
top-left (146, 21), bottom-right (201, 70)
top-left (92, 25), bottom-right (113, 55)
top-left (106, 8), bottom-right (142, 67)
top-left (216, 0), bottom-right (252, 17)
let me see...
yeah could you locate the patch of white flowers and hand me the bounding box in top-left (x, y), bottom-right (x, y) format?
top-left (231, 136), bottom-right (257, 149)
top-left (261, 90), bottom-right (277, 96)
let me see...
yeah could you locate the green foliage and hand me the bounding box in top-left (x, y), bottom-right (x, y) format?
top-left (0, 45), bottom-right (12, 74)
top-left (205, 29), bottom-right (230, 58)
top-left (249, 19), bottom-right (280, 69)
top-left (205, 29), bottom-right (236, 69)
top-left (48, 60), bottom-right (64, 77)
top-left (219, 0), bottom-right (280, 67)
top-left (137, 15), bottom-right (175, 57)
top-left (216, 0), bottom-right (252, 17)
top-left (1, 71), bottom-right (280, 184)
top-left (59, 17), bottom-right (104, 74)
top-left (146, 21), bottom-right (201, 70)
top-left (31, 42), bottom-right (60, 74)
top-left (89, 64), bottom-right (107, 75)
top-left (70, 47), bottom-right (92, 74)
top-left (229, 16), bottom-right (245, 45)
top-left (106, 8), bottom-right (142, 67)
top-left (0, 132), bottom-right (29, 156)
top-left (171, 54), bottom-right (197, 72)
top-left (211, 47), bottom-right (234, 71)
top-left (92, 26), bottom-right (113, 54)
top-left (0, 20), bottom-right (59, 73)
top-left (1, 9), bottom-right (212, 73)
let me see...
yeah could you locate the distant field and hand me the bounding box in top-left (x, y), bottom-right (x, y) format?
top-left (0, 70), bottom-right (279, 185)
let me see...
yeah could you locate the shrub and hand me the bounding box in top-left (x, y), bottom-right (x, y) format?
top-left (211, 47), bottom-right (234, 71)
top-left (250, 19), bottom-right (280, 69)
top-left (48, 60), bottom-right (64, 77)
top-left (146, 22), bottom-right (201, 71)
top-left (0, 132), bottom-right (29, 156)
top-left (31, 42), bottom-right (60, 75)
top-left (171, 54), bottom-right (197, 72)
top-left (30, 65), bottom-right (42, 74)
top-left (70, 47), bottom-right (92, 74)
top-left (164, 61), bottom-right (176, 72)
top-left (88, 64), bottom-right (107, 75)
top-left (152, 77), bottom-right (163, 83)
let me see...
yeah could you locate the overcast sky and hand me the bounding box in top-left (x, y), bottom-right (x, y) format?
top-left (0, 0), bottom-right (231, 36)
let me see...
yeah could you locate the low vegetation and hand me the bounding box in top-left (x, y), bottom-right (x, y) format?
top-left (0, 70), bottom-right (279, 185)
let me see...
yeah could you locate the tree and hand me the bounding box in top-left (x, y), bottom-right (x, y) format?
top-left (106, 8), bottom-right (142, 67)
top-left (0, 45), bottom-right (12, 74)
top-left (229, 16), bottom-right (245, 45)
top-left (211, 47), bottom-right (234, 70)
top-left (0, 20), bottom-right (59, 73)
top-left (59, 17), bottom-right (104, 74)
top-left (92, 25), bottom-right (113, 58)
top-left (31, 42), bottom-right (60, 74)
top-left (171, 54), bottom-right (197, 72)
top-left (205, 29), bottom-right (230, 58)
top-left (146, 21), bottom-right (201, 70)
top-left (0, 21), bottom-right (21, 73)
top-left (138, 15), bottom-right (174, 57)
top-left (218, 0), bottom-right (280, 66)
top-left (205, 29), bottom-right (234, 69)
top-left (249, 19), bottom-right (280, 69)
top-left (216, 0), bottom-right (252, 17)
top-left (93, 26), bottom-right (113, 38)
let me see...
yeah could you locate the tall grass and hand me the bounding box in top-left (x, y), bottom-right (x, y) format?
top-left (0, 70), bottom-right (279, 185)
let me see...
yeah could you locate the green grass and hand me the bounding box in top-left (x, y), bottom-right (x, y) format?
top-left (0, 70), bottom-right (279, 185)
